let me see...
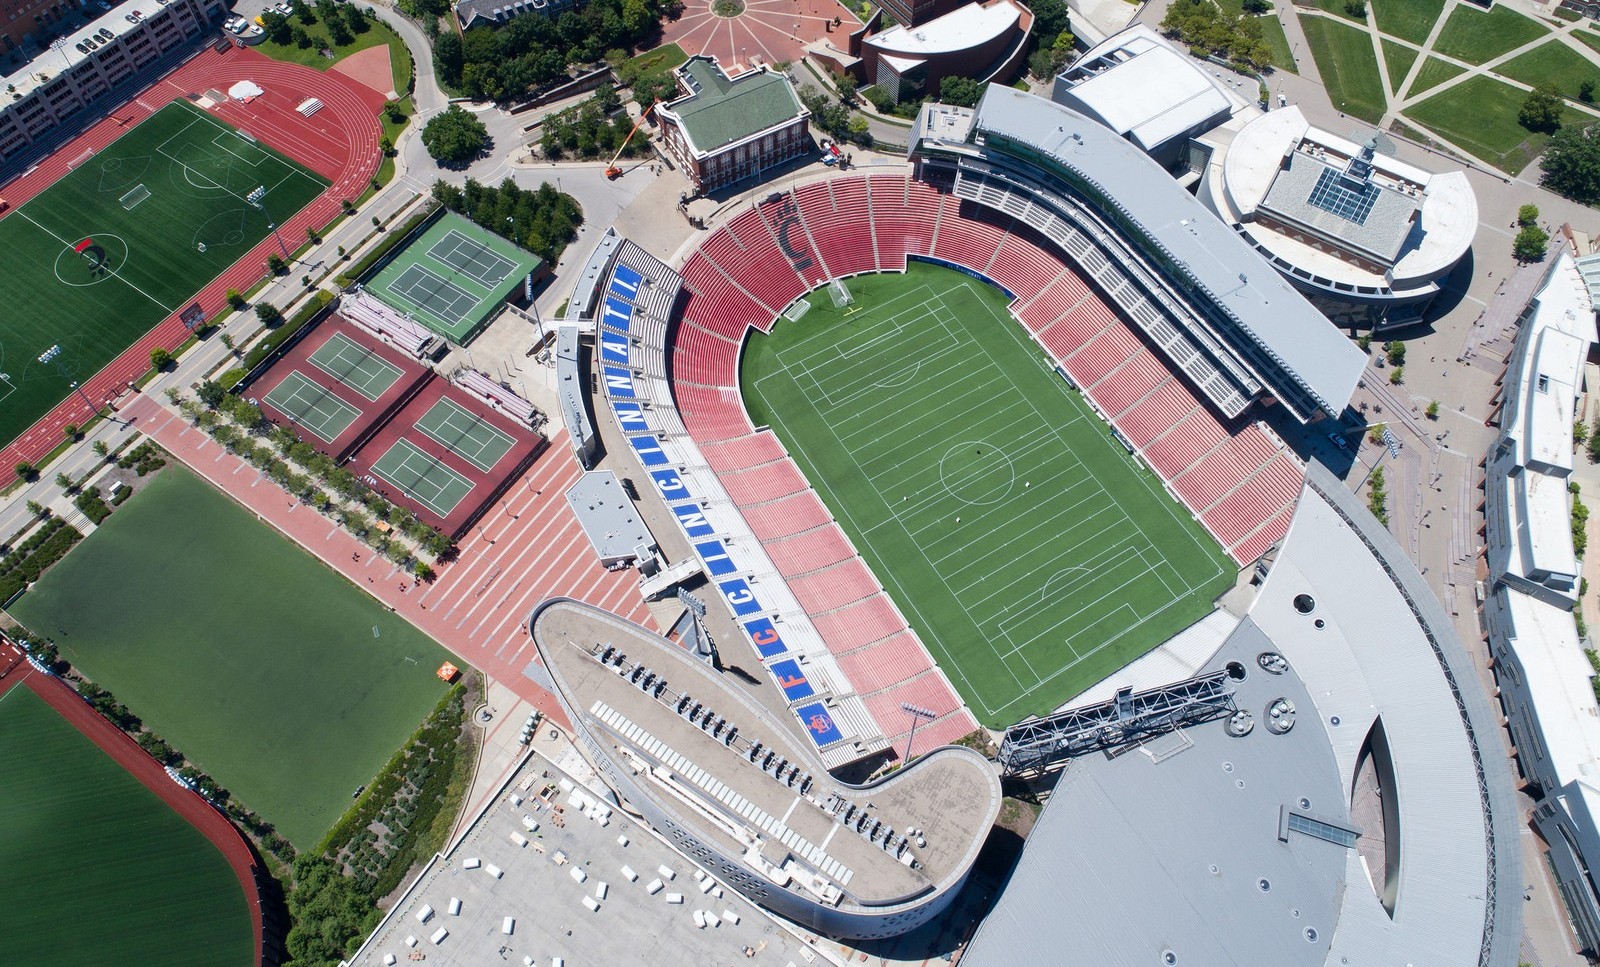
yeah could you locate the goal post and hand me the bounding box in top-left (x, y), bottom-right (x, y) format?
top-left (828, 279), bottom-right (852, 308)
top-left (120, 184), bottom-right (150, 210)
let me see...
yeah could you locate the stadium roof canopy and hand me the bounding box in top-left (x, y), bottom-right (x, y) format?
top-left (967, 86), bottom-right (1365, 420)
top-left (962, 465), bottom-right (1523, 967)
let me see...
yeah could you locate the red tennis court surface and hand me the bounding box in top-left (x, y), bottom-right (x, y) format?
top-left (661, 0), bottom-right (860, 70)
top-left (0, 43), bottom-right (383, 471)
top-left (122, 393), bottom-right (655, 730)
top-left (0, 638), bottom-right (267, 967)
top-left (254, 317), bottom-right (430, 462)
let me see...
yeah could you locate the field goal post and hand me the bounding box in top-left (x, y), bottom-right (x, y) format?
top-left (66, 148), bottom-right (95, 170)
top-left (828, 279), bottom-right (852, 309)
top-left (120, 183), bottom-right (150, 210)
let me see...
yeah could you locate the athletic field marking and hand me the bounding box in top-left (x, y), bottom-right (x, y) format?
top-left (12, 210), bottom-right (175, 315)
top-left (427, 229), bottom-right (518, 287)
top-left (151, 109), bottom-right (320, 206)
top-left (413, 397), bottom-right (514, 472)
top-left (308, 333), bottom-right (404, 401)
top-left (387, 264), bottom-right (479, 326)
top-left (369, 438), bottom-right (474, 517)
top-left (262, 371), bottom-right (361, 443)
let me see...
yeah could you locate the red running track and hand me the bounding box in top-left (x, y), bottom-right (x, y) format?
top-left (0, 638), bottom-right (266, 967)
top-left (0, 44), bottom-right (383, 470)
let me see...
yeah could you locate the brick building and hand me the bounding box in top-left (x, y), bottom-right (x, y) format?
top-left (655, 55), bottom-right (809, 193)
top-left (2, 0), bottom-right (69, 53)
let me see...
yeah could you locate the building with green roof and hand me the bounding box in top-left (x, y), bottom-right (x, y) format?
top-left (657, 55), bottom-right (811, 192)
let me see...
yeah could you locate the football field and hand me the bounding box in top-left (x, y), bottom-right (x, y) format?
top-left (741, 264), bottom-right (1233, 727)
top-left (0, 100), bottom-right (327, 445)
top-left (0, 685), bottom-right (253, 966)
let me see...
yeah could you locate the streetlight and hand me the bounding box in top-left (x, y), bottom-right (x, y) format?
top-left (900, 702), bottom-right (935, 762)
top-left (38, 344), bottom-right (100, 419)
top-left (246, 185), bottom-right (291, 261)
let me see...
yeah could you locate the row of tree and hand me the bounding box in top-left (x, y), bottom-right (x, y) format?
top-left (434, 0), bottom-right (666, 102)
top-left (260, 0), bottom-right (369, 49)
top-left (1159, 0), bottom-right (1275, 72)
top-left (540, 85), bottom-right (649, 160)
top-left (430, 176), bottom-right (584, 263)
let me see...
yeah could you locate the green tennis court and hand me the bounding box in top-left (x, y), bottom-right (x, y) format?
top-left (742, 264), bottom-right (1233, 727)
top-left (0, 686), bottom-right (254, 966)
top-left (369, 438), bottom-right (475, 516)
top-left (362, 211), bottom-right (543, 344)
top-left (308, 331), bottom-right (404, 400)
top-left (262, 370), bottom-right (362, 442)
top-left (0, 100), bottom-right (327, 447)
top-left (414, 397), bottom-right (515, 471)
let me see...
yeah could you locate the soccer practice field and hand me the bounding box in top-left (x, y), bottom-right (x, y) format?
top-left (0, 686), bottom-right (253, 967)
top-left (0, 101), bottom-right (327, 445)
top-left (11, 466), bottom-right (453, 848)
top-left (742, 264), bottom-right (1233, 727)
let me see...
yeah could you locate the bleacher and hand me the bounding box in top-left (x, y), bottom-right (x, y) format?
top-left (454, 368), bottom-right (539, 426)
top-left (340, 290), bottom-right (436, 358)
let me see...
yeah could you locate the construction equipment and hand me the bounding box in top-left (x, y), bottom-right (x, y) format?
top-left (604, 101), bottom-right (657, 180)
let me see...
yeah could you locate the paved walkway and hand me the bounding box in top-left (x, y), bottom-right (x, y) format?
top-left (121, 393), bottom-right (654, 729)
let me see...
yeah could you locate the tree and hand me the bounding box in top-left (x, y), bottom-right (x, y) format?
top-left (267, 253), bottom-right (288, 275)
top-left (327, 14), bottom-right (353, 47)
top-left (421, 105), bottom-right (489, 165)
top-left (256, 302), bottom-right (283, 324)
top-left (1584, 80), bottom-right (1597, 104)
top-left (25, 499), bottom-right (44, 517)
top-left (1541, 122), bottom-right (1600, 204)
top-left (1241, 0), bottom-right (1269, 12)
top-left (149, 347), bottom-right (173, 370)
top-left (290, 25), bottom-right (312, 48)
top-left (1383, 340), bottom-right (1405, 366)
top-left (939, 76), bottom-right (985, 108)
top-left (1425, 400), bottom-right (1440, 420)
top-left (1520, 82), bottom-right (1565, 133)
top-left (1343, 0), bottom-right (1365, 17)
top-left (1515, 223), bottom-right (1551, 261)
top-left (92, 440), bottom-right (109, 458)
top-left (1388, 365), bottom-right (1403, 385)
top-left (197, 379), bottom-right (226, 409)
top-left (1518, 203), bottom-right (1540, 227)
top-left (63, 423), bottom-right (78, 441)
top-left (220, 333), bottom-right (236, 355)
top-left (261, 9), bottom-right (292, 44)
top-left (55, 471), bottom-right (73, 493)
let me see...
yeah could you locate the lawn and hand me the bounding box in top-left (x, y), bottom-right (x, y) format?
top-left (1301, 15), bottom-right (1389, 122)
top-left (1576, 28), bottom-right (1600, 59)
top-left (741, 264), bottom-right (1232, 727)
top-left (1407, 73), bottom-right (1550, 172)
top-left (1407, 55), bottom-right (1465, 95)
top-left (1371, 0), bottom-right (1443, 45)
top-left (11, 466), bottom-right (456, 848)
top-left (1431, 3), bottom-right (1548, 65)
top-left (1496, 40), bottom-right (1600, 102)
top-left (1384, 38), bottom-right (1418, 92)
top-left (0, 101), bottom-right (326, 449)
top-left (1262, 15), bottom-right (1296, 74)
top-left (0, 685), bottom-right (253, 966)
top-left (257, 12), bottom-right (413, 96)
top-left (1309, 0), bottom-right (1366, 24)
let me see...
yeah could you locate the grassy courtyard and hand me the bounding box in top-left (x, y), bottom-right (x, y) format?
top-left (1431, 2), bottom-right (1547, 65)
top-left (0, 685), bottom-right (253, 966)
top-left (257, 12), bottom-right (413, 95)
top-left (741, 264), bottom-right (1232, 727)
top-left (1497, 40), bottom-right (1600, 103)
top-left (11, 466), bottom-right (455, 848)
top-left (1302, 15), bottom-right (1388, 122)
top-left (1371, 0), bottom-right (1443, 45)
top-left (1408, 74), bottom-right (1554, 173)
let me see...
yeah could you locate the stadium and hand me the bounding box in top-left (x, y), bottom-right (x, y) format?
top-left (540, 83), bottom-right (1522, 956)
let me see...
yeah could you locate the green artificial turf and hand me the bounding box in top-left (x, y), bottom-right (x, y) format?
top-left (11, 466), bottom-right (454, 848)
top-left (1496, 39), bottom-right (1600, 103)
top-left (1371, 0), bottom-right (1444, 45)
top-left (1407, 55), bottom-right (1466, 95)
top-left (740, 265), bottom-right (1233, 728)
top-left (1383, 38), bottom-right (1419, 92)
top-left (1431, 2), bottom-right (1548, 64)
top-left (1301, 14), bottom-right (1390, 122)
top-left (0, 101), bottom-right (326, 448)
top-left (1407, 73), bottom-right (1552, 172)
top-left (0, 686), bottom-right (253, 966)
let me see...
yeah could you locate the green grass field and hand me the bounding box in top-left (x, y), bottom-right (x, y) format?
top-left (1371, 0), bottom-right (1443, 45)
top-left (1575, 28), bottom-right (1600, 59)
top-left (11, 466), bottom-right (454, 848)
top-left (0, 685), bottom-right (252, 966)
top-left (1497, 40), bottom-right (1600, 102)
top-left (741, 265), bottom-right (1232, 727)
top-left (1408, 55), bottom-right (1466, 95)
top-left (257, 15), bottom-right (413, 96)
top-left (1301, 15), bottom-right (1389, 122)
top-left (0, 101), bottom-right (326, 447)
top-left (1432, 2), bottom-right (1547, 64)
top-left (1383, 38), bottom-right (1418, 92)
top-left (1408, 73), bottom-right (1551, 172)
top-left (1261, 15), bottom-right (1296, 74)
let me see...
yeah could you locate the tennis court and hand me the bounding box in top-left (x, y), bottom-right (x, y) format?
top-left (262, 371), bottom-right (361, 442)
top-left (307, 331), bottom-right (405, 401)
top-left (414, 397), bottom-right (515, 472)
top-left (369, 438), bottom-right (475, 517)
top-left (429, 229), bottom-right (519, 286)
top-left (362, 211), bottom-right (543, 344)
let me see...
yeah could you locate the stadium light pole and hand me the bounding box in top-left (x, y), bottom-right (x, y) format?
top-left (900, 703), bottom-right (935, 763)
top-left (38, 345), bottom-right (101, 420)
top-left (246, 185), bottom-right (291, 262)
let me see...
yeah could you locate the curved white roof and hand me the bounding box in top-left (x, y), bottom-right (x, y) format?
top-left (864, 0), bottom-right (1021, 58)
top-left (1056, 24), bottom-right (1237, 154)
top-left (1221, 106), bottom-right (1476, 289)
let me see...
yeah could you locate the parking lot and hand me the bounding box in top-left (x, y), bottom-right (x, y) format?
top-left (345, 748), bottom-right (818, 967)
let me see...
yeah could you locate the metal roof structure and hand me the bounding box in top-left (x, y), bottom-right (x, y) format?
top-left (955, 86), bottom-right (1364, 422)
top-left (566, 470), bottom-right (656, 563)
top-left (660, 56), bottom-right (807, 157)
top-left (962, 464), bottom-right (1522, 967)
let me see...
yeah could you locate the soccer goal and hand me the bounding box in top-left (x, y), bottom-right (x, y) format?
top-left (120, 184), bottom-right (151, 210)
top-left (828, 279), bottom-right (853, 308)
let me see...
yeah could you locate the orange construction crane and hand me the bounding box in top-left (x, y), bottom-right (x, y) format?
top-left (605, 101), bottom-right (657, 180)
